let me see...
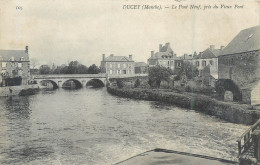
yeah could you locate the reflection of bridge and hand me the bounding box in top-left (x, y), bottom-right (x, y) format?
top-left (33, 74), bottom-right (108, 89)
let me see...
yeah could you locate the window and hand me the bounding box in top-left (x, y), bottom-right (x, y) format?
top-left (18, 63), bottom-right (22, 68)
top-left (202, 61), bottom-right (206, 67)
top-left (117, 64), bottom-right (120, 68)
top-left (122, 70), bottom-right (126, 74)
top-left (110, 63), bottom-right (113, 68)
top-left (109, 70), bottom-right (112, 74)
top-left (210, 60), bottom-right (213, 65)
top-left (196, 61), bottom-right (200, 67)
top-left (11, 56), bottom-right (14, 61)
top-left (21, 57), bottom-right (24, 61)
top-left (117, 70), bottom-right (121, 74)
top-left (168, 61), bottom-right (170, 65)
top-left (123, 64), bottom-right (126, 68)
top-left (1, 62), bottom-right (7, 68)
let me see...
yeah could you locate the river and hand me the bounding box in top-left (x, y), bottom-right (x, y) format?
top-left (0, 87), bottom-right (248, 165)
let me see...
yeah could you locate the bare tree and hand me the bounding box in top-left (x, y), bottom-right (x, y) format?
top-left (30, 58), bottom-right (39, 69)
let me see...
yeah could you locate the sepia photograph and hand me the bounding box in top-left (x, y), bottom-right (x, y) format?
top-left (0, 0), bottom-right (260, 164)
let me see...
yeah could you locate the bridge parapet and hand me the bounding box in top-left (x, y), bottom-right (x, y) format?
top-left (33, 74), bottom-right (108, 79)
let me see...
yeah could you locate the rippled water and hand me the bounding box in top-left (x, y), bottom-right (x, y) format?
top-left (0, 88), bottom-right (248, 165)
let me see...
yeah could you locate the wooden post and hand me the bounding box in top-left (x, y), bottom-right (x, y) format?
top-left (252, 130), bottom-right (260, 161)
top-left (238, 141), bottom-right (242, 156)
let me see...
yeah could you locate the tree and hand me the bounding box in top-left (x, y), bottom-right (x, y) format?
top-left (88, 64), bottom-right (100, 74)
top-left (67, 61), bottom-right (88, 74)
top-left (134, 79), bottom-right (140, 88)
top-left (148, 66), bottom-right (173, 88)
top-left (39, 65), bottom-right (51, 74)
top-left (116, 79), bottom-right (124, 88)
top-left (175, 61), bottom-right (199, 81)
top-left (30, 58), bottom-right (39, 69)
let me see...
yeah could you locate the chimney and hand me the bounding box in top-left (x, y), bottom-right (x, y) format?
top-left (220, 46), bottom-right (225, 50)
top-left (210, 45), bottom-right (215, 49)
top-left (25, 46), bottom-right (28, 53)
top-left (129, 55), bottom-right (132, 60)
top-left (102, 54), bottom-right (105, 61)
top-left (151, 51), bottom-right (154, 57)
top-left (110, 54), bottom-right (114, 57)
top-left (159, 44), bottom-right (162, 52)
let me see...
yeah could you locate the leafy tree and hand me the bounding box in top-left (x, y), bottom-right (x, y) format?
top-left (88, 64), bottom-right (100, 74)
top-left (175, 61), bottom-right (199, 80)
top-left (116, 79), bottom-right (124, 88)
top-left (66, 61), bottom-right (88, 74)
top-left (134, 79), bottom-right (140, 88)
top-left (39, 65), bottom-right (51, 74)
top-left (148, 66), bottom-right (173, 88)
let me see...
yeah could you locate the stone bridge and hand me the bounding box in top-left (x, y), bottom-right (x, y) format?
top-left (33, 74), bottom-right (108, 89)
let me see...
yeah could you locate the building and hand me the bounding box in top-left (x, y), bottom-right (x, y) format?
top-left (181, 54), bottom-right (193, 62)
top-left (218, 25), bottom-right (260, 105)
top-left (100, 54), bottom-right (135, 76)
top-left (134, 62), bottom-right (147, 74)
top-left (0, 46), bottom-right (30, 86)
top-left (193, 45), bottom-right (223, 76)
top-left (147, 42), bottom-right (183, 73)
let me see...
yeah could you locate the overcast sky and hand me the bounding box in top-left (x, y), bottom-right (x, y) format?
top-left (0, 0), bottom-right (259, 67)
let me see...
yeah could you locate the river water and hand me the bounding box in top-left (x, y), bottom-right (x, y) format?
top-left (0, 87), bottom-right (248, 165)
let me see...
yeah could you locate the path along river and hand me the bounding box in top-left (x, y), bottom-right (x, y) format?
top-left (0, 87), bottom-right (248, 165)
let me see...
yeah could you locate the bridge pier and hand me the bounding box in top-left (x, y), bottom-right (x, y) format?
top-left (58, 81), bottom-right (63, 88)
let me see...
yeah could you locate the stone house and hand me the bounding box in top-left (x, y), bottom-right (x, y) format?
top-left (0, 46), bottom-right (30, 86)
top-left (100, 54), bottom-right (135, 76)
top-left (218, 25), bottom-right (260, 105)
top-left (147, 43), bottom-right (183, 73)
top-left (134, 62), bottom-right (147, 74)
top-left (193, 45), bottom-right (223, 77)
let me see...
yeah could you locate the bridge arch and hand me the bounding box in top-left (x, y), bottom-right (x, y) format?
top-left (62, 79), bottom-right (83, 89)
top-left (39, 80), bottom-right (59, 89)
top-left (86, 79), bottom-right (105, 88)
top-left (216, 79), bottom-right (242, 101)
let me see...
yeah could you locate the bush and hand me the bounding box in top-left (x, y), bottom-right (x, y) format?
top-left (148, 79), bottom-right (153, 87)
top-left (5, 77), bottom-right (22, 86)
top-left (134, 79), bottom-right (140, 88)
top-left (116, 79), bottom-right (124, 88)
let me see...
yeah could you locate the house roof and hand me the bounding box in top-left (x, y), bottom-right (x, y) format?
top-left (160, 43), bottom-right (173, 52)
top-left (194, 48), bottom-right (221, 59)
top-left (104, 55), bottom-right (134, 62)
top-left (148, 43), bottom-right (177, 60)
top-left (135, 62), bottom-right (147, 67)
top-left (0, 50), bottom-right (29, 61)
top-left (221, 25), bottom-right (260, 55)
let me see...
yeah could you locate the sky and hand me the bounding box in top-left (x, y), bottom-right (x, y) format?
top-left (0, 0), bottom-right (259, 67)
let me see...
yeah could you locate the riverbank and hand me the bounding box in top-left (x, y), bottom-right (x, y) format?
top-left (0, 84), bottom-right (39, 97)
top-left (107, 86), bottom-right (260, 125)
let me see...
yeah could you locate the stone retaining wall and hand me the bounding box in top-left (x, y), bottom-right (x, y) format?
top-left (107, 87), bottom-right (260, 125)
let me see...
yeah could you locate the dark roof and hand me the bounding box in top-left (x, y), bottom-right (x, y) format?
top-left (221, 25), bottom-right (260, 55)
top-left (195, 48), bottom-right (221, 59)
top-left (135, 62), bottom-right (147, 67)
top-left (0, 50), bottom-right (29, 61)
top-left (148, 43), bottom-right (176, 60)
top-left (104, 55), bottom-right (134, 62)
top-left (160, 43), bottom-right (173, 52)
